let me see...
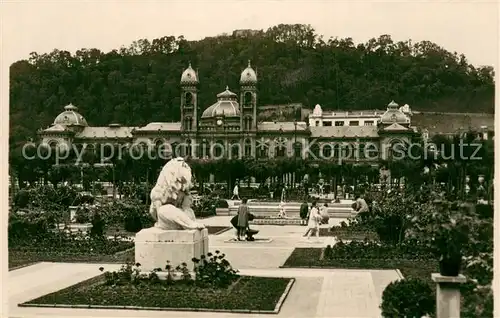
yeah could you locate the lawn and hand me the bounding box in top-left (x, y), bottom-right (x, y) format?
top-left (282, 247), bottom-right (438, 283)
top-left (21, 274), bottom-right (294, 313)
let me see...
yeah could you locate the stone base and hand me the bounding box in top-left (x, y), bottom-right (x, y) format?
top-left (134, 227), bottom-right (209, 272)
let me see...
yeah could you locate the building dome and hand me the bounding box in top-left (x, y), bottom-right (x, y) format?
top-left (180, 62), bottom-right (199, 85)
top-left (380, 100), bottom-right (410, 125)
top-left (312, 104), bottom-right (323, 117)
top-left (53, 103), bottom-right (88, 126)
top-left (240, 60), bottom-right (257, 85)
top-left (201, 86), bottom-right (240, 118)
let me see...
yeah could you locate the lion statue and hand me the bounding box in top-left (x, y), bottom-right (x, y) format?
top-left (149, 157), bottom-right (205, 230)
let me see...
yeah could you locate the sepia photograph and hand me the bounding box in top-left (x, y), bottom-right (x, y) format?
top-left (1, 0), bottom-right (498, 317)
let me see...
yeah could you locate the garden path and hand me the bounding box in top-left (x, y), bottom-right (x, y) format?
top-left (7, 216), bottom-right (402, 318)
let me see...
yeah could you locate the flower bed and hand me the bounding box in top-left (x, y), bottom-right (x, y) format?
top-left (281, 242), bottom-right (437, 283)
top-left (21, 275), bottom-right (293, 313)
top-left (21, 253), bottom-right (294, 314)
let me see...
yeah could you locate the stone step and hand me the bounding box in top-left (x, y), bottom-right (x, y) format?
top-left (228, 200), bottom-right (354, 208)
top-left (229, 206), bottom-right (353, 213)
top-left (225, 207), bottom-right (354, 219)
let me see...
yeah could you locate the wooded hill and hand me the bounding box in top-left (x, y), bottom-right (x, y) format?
top-left (9, 23), bottom-right (495, 148)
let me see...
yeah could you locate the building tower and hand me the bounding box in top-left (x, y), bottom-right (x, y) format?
top-left (180, 62), bottom-right (199, 133)
top-left (239, 60), bottom-right (258, 131)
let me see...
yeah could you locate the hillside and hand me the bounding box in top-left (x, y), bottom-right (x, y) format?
top-left (9, 23), bottom-right (495, 147)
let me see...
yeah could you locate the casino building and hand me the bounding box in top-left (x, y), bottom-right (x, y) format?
top-left (39, 62), bottom-right (434, 162)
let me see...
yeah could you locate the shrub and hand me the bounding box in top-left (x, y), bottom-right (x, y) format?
top-left (380, 278), bottom-right (435, 318)
top-left (98, 199), bottom-right (152, 232)
top-left (192, 197), bottom-right (218, 218)
top-left (324, 244), bottom-right (333, 259)
top-left (192, 250), bottom-right (239, 288)
top-left (90, 211), bottom-right (105, 239)
top-left (120, 183), bottom-right (151, 204)
top-left (363, 188), bottom-right (420, 245)
top-left (8, 211), bottom-right (51, 244)
top-left (11, 185), bottom-right (80, 213)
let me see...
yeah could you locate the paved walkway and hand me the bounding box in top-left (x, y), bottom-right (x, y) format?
top-left (7, 216), bottom-right (402, 318)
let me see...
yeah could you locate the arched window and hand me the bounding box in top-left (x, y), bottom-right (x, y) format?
top-left (364, 142), bottom-right (379, 160)
top-left (273, 138), bottom-right (287, 158)
top-left (230, 140), bottom-right (240, 159)
top-left (257, 142), bottom-right (268, 159)
top-left (293, 142), bottom-right (302, 158)
top-left (244, 92), bottom-right (252, 107)
top-left (185, 92), bottom-right (193, 107)
top-left (342, 144), bottom-right (355, 160)
top-left (212, 140), bottom-right (224, 158)
top-left (321, 143), bottom-right (332, 159)
top-left (358, 143), bottom-right (365, 159)
top-left (184, 117), bottom-right (192, 131)
top-left (244, 139), bottom-right (252, 157)
top-left (243, 116), bottom-right (252, 130)
top-left (388, 140), bottom-right (406, 160)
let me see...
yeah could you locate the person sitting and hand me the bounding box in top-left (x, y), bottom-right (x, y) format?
top-left (355, 193), bottom-right (370, 220)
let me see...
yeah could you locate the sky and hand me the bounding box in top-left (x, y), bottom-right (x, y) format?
top-left (1, 0), bottom-right (499, 68)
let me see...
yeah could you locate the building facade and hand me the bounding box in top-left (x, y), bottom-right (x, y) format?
top-left (40, 62), bottom-right (418, 162)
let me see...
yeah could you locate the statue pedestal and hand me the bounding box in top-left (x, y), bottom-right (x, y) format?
top-left (135, 227), bottom-right (209, 274)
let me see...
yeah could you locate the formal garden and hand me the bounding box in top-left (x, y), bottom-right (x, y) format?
top-left (8, 131), bottom-right (494, 316)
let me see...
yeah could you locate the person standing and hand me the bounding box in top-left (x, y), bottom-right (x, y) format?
top-left (299, 200), bottom-right (309, 225)
top-left (306, 201), bottom-right (321, 240)
top-left (237, 198), bottom-right (249, 241)
top-left (231, 182), bottom-right (240, 200)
